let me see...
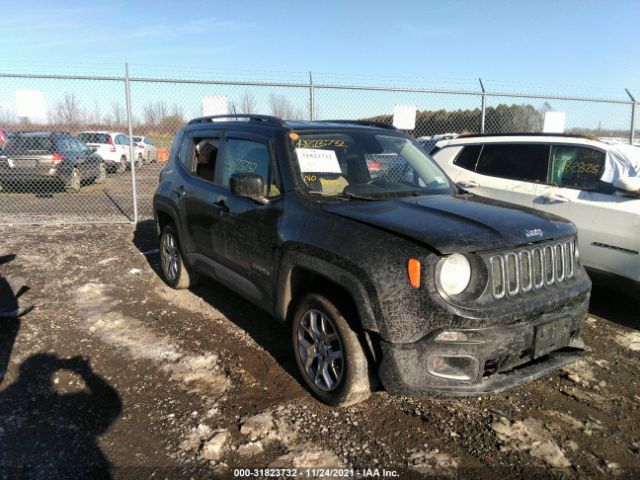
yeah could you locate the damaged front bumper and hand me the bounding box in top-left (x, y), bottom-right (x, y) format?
top-left (379, 296), bottom-right (588, 396)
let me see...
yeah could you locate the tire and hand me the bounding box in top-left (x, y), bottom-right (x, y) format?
top-left (68, 168), bottom-right (81, 192)
top-left (117, 156), bottom-right (127, 174)
top-left (94, 163), bottom-right (107, 184)
top-left (159, 223), bottom-right (198, 289)
top-left (291, 293), bottom-right (375, 407)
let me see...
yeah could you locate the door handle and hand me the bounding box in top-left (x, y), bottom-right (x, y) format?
top-left (172, 185), bottom-right (186, 197)
top-left (542, 193), bottom-right (569, 204)
top-left (457, 180), bottom-right (479, 189)
top-left (213, 199), bottom-right (229, 213)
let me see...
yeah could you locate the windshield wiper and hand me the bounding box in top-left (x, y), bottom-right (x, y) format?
top-left (307, 191), bottom-right (376, 201)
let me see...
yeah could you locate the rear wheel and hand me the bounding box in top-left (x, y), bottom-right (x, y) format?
top-left (94, 163), bottom-right (107, 184)
top-left (159, 223), bottom-right (198, 289)
top-left (68, 168), bottom-right (81, 192)
top-left (291, 293), bottom-right (375, 406)
top-left (117, 156), bottom-right (127, 174)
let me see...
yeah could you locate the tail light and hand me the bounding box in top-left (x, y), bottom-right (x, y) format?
top-left (51, 152), bottom-right (64, 166)
top-left (108, 135), bottom-right (116, 152)
top-left (368, 161), bottom-right (381, 171)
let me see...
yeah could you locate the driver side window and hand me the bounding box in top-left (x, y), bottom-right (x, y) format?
top-left (222, 138), bottom-right (280, 196)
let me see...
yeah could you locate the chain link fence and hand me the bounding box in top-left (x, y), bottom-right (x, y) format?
top-left (1, 68), bottom-right (637, 225)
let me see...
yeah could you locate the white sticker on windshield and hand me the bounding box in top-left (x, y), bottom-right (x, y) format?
top-left (295, 148), bottom-right (342, 173)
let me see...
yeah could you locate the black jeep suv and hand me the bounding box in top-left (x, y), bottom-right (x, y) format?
top-left (153, 115), bottom-right (591, 406)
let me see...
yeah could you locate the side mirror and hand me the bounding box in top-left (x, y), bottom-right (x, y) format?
top-left (230, 173), bottom-right (270, 205)
top-left (612, 176), bottom-right (640, 195)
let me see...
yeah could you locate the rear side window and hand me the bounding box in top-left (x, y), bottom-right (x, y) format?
top-left (476, 144), bottom-right (549, 182)
top-left (194, 138), bottom-right (220, 182)
top-left (79, 133), bottom-right (109, 144)
top-left (453, 145), bottom-right (482, 171)
top-left (223, 138), bottom-right (279, 196)
top-left (549, 145), bottom-right (606, 191)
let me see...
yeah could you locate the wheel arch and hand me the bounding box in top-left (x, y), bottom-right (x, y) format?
top-left (276, 251), bottom-right (382, 362)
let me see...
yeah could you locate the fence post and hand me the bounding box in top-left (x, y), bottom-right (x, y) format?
top-left (125, 63), bottom-right (138, 224)
top-left (309, 72), bottom-right (315, 121)
top-left (479, 78), bottom-right (486, 134)
top-left (626, 89), bottom-right (636, 145)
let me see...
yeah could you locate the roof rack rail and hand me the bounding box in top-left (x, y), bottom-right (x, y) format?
top-left (458, 132), bottom-right (594, 139)
top-left (320, 120), bottom-right (398, 130)
top-left (187, 114), bottom-right (288, 127)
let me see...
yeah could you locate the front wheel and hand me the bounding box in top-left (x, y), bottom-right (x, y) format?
top-left (159, 223), bottom-right (198, 289)
top-left (117, 156), bottom-right (127, 174)
top-left (94, 163), bottom-right (107, 184)
top-left (291, 293), bottom-right (375, 406)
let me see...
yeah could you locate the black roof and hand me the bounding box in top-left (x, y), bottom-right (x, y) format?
top-left (186, 114), bottom-right (399, 133)
top-left (8, 131), bottom-right (72, 137)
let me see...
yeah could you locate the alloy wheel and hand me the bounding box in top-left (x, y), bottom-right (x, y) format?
top-left (160, 232), bottom-right (179, 283)
top-left (296, 309), bottom-right (344, 391)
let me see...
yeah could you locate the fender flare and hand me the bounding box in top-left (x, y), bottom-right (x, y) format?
top-left (275, 249), bottom-right (379, 333)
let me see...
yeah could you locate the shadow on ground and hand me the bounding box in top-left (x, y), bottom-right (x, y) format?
top-left (589, 284), bottom-right (639, 331)
top-left (0, 254), bottom-right (33, 383)
top-left (0, 353), bottom-right (122, 478)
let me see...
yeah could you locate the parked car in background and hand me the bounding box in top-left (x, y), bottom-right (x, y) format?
top-left (154, 114), bottom-right (590, 406)
top-left (132, 136), bottom-right (157, 164)
top-left (416, 133), bottom-right (459, 154)
top-left (0, 128), bottom-right (11, 148)
top-left (78, 131), bottom-right (134, 173)
top-left (432, 134), bottom-right (640, 294)
top-left (0, 131), bottom-right (106, 192)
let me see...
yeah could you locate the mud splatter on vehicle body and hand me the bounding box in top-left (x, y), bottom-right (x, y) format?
top-left (153, 115), bottom-right (591, 406)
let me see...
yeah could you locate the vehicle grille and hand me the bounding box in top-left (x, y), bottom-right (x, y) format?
top-left (489, 239), bottom-right (575, 298)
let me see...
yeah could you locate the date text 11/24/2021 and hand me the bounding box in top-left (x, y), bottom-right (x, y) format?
top-left (233, 468), bottom-right (400, 477)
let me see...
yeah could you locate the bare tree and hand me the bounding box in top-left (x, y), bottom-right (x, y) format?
top-left (240, 90), bottom-right (257, 114)
top-left (53, 92), bottom-right (84, 127)
top-left (110, 102), bottom-right (125, 127)
top-left (0, 106), bottom-right (16, 125)
top-left (142, 100), bottom-right (184, 128)
top-left (268, 94), bottom-right (300, 119)
top-left (90, 98), bottom-right (102, 125)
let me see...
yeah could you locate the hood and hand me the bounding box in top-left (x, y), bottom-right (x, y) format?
top-left (321, 194), bottom-right (575, 254)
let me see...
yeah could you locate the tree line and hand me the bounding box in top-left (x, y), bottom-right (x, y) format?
top-left (366, 103), bottom-right (546, 136)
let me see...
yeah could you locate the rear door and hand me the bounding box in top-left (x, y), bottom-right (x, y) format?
top-left (173, 130), bottom-right (224, 261)
top-left (534, 144), bottom-right (640, 281)
top-left (469, 143), bottom-right (550, 207)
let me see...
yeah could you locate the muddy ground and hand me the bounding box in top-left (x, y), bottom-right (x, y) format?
top-left (0, 222), bottom-right (639, 479)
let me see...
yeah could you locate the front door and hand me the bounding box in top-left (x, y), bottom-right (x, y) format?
top-left (209, 132), bottom-right (283, 303)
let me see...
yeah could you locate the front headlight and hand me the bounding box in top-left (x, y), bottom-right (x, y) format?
top-left (438, 253), bottom-right (471, 296)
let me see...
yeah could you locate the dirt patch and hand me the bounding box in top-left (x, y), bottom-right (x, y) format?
top-left (2, 223), bottom-right (640, 478)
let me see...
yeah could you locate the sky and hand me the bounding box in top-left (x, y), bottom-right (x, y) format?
top-left (1, 0), bottom-right (639, 129)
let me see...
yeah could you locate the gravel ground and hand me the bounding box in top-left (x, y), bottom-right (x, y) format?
top-left (0, 222), bottom-right (639, 479)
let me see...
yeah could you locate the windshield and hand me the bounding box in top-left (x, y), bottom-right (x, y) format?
top-left (291, 130), bottom-right (453, 200)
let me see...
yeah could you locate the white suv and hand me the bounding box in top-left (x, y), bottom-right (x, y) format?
top-left (132, 136), bottom-right (158, 164)
top-left (432, 134), bottom-right (640, 293)
top-left (78, 131), bottom-right (132, 173)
